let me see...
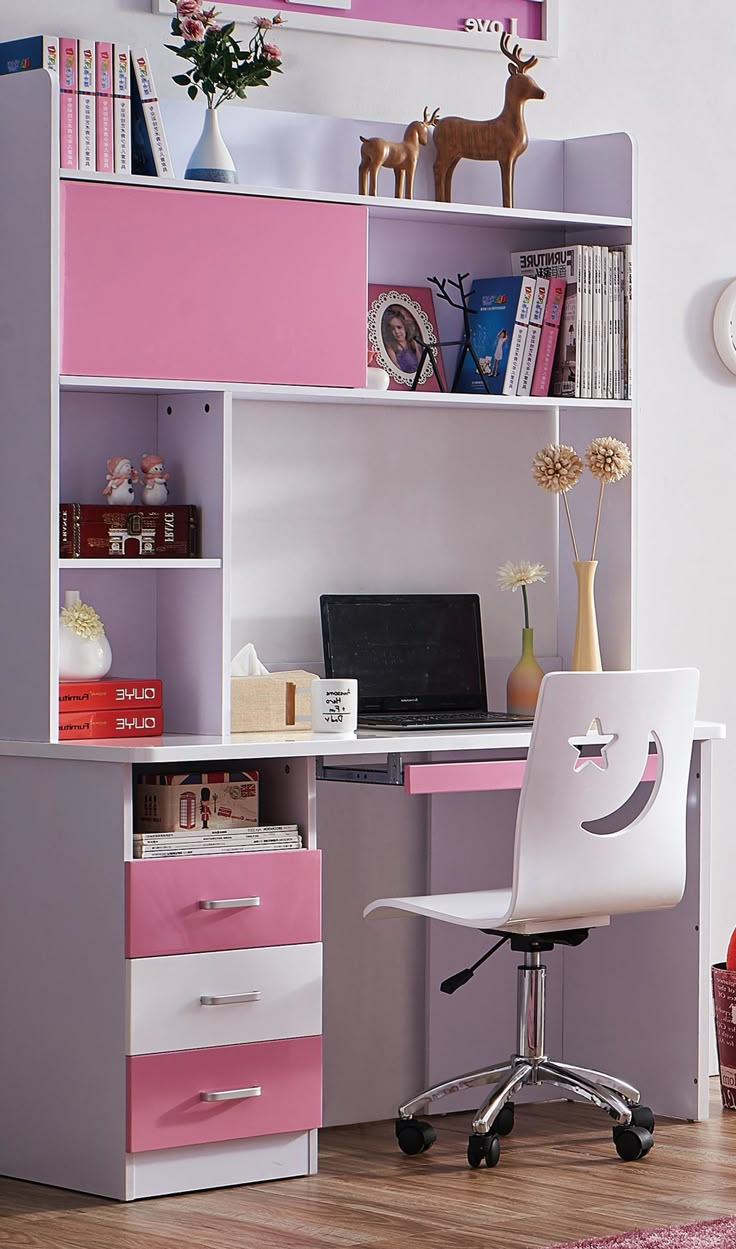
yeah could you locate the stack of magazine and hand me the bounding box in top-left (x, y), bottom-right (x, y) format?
top-left (133, 824), bottom-right (303, 859)
top-left (0, 35), bottom-right (174, 179)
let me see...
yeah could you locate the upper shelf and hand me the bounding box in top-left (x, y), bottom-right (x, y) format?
top-left (60, 378), bottom-right (633, 410)
top-left (61, 170), bottom-right (632, 233)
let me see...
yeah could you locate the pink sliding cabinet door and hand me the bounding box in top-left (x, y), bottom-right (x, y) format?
top-left (60, 181), bottom-right (368, 387)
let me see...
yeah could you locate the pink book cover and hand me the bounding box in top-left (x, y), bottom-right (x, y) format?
top-left (78, 39), bottom-right (96, 172)
top-left (59, 37), bottom-right (77, 170)
top-left (95, 42), bottom-right (114, 173)
top-left (531, 277), bottom-right (566, 397)
top-left (113, 44), bottom-right (131, 173)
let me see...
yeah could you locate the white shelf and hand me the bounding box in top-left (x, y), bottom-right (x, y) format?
top-left (60, 377), bottom-right (632, 410)
top-left (60, 169), bottom-right (632, 232)
top-left (58, 559), bottom-right (221, 570)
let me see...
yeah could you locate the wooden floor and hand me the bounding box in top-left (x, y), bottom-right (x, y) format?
top-left (2, 1082), bottom-right (736, 1249)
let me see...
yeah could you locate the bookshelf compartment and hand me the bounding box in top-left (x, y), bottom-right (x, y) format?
top-left (60, 181), bottom-right (368, 388)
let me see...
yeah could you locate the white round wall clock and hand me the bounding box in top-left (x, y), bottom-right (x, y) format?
top-left (713, 279), bottom-right (736, 374)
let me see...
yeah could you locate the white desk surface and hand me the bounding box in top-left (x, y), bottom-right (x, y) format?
top-left (0, 721), bottom-right (725, 764)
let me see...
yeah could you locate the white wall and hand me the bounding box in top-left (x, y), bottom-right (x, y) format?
top-left (6, 0), bottom-right (733, 1026)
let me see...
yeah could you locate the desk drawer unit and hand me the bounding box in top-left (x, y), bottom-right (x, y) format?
top-left (127, 1035), bottom-right (322, 1153)
top-left (127, 943), bottom-right (323, 1055)
top-left (126, 849), bottom-right (321, 957)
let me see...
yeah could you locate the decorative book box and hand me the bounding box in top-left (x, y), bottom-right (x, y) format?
top-left (60, 503), bottom-right (200, 558)
top-left (230, 671), bottom-right (319, 733)
top-left (135, 770), bottom-right (259, 833)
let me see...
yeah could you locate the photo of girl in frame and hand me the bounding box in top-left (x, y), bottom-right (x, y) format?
top-left (367, 286), bottom-right (446, 391)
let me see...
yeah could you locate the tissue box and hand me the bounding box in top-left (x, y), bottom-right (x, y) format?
top-left (230, 671), bottom-right (319, 733)
top-left (135, 770), bottom-right (259, 833)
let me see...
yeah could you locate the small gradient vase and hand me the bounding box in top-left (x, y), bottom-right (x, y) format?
top-left (507, 627), bottom-right (544, 717)
top-left (571, 560), bottom-right (602, 672)
top-left (185, 106), bottom-right (237, 184)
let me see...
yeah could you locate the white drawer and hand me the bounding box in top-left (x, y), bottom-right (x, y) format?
top-left (126, 943), bottom-right (322, 1056)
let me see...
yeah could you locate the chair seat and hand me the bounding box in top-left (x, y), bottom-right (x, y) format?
top-left (363, 889), bottom-right (610, 934)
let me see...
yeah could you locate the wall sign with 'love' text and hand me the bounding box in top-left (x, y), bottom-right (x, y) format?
top-left (154, 0), bottom-right (558, 57)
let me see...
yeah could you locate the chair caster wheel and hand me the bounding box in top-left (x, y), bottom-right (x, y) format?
top-left (613, 1124), bottom-right (654, 1161)
top-left (467, 1132), bottom-right (500, 1169)
top-left (627, 1105), bottom-right (655, 1134)
top-left (395, 1117), bottom-right (436, 1155)
top-left (491, 1102), bottom-right (515, 1136)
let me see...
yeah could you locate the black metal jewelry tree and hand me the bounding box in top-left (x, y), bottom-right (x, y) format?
top-left (407, 273), bottom-right (492, 396)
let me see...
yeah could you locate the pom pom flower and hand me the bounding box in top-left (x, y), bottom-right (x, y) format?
top-left (531, 436), bottom-right (632, 562)
top-left (61, 600), bottom-right (105, 640)
top-left (497, 560), bottom-right (548, 629)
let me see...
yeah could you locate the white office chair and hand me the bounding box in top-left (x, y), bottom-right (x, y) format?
top-left (365, 668), bottom-right (699, 1169)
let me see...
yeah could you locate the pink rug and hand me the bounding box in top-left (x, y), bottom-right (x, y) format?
top-left (551, 1218), bottom-right (736, 1249)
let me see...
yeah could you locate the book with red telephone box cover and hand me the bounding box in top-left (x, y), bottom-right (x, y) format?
top-left (59, 678), bottom-right (162, 712)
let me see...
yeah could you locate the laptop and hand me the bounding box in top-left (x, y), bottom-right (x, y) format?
top-left (320, 593), bottom-right (534, 730)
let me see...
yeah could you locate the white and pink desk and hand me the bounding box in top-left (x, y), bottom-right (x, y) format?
top-left (0, 720), bottom-right (723, 1200)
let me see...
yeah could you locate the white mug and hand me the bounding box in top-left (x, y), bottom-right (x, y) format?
top-left (311, 677), bottom-right (358, 734)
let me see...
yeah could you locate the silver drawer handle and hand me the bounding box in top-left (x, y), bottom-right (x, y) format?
top-left (200, 991), bottom-right (262, 1006)
top-left (199, 896), bottom-right (261, 910)
top-left (200, 1086), bottom-right (262, 1102)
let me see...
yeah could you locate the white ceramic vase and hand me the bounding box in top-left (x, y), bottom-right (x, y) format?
top-left (58, 591), bottom-right (113, 681)
top-left (185, 106), bottom-right (237, 184)
top-left (366, 365), bottom-right (390, 390)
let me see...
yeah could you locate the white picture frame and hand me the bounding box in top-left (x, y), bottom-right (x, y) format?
top-left (153, 0), bottom-right (559, 58)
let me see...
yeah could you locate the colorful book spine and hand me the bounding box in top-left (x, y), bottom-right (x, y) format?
top-left (612, 249), bottom-right (623, 400)
top-left (113, 45), bottom-right (131, 174)
top-left (500, 277), bottom-right (535, 396)
top-left (592, 244), bottom-right (603, 399)
top-left (95, 42), bottom-right (114, 173)
top-left (130, 48), bottom-right (174, 178)
top-left (0, 35), bottom-right (59, 75)
top-left (58, 707), bottom-right (163, 740)
top-left (59, 678), bottom-right (163, 711)
top-left (77, 39), bottom-right (96, 173)
top-left (580, 245), bottom-right (592, 399)
top-left (516, 276), bottom-right (549, 397)
top-left (531, 277), bottom-right (566, 397)
top-left (59, 37), bottom-right (78, 170)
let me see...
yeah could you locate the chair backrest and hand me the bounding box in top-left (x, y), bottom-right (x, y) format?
top-left (508, 668), bottom-right (699, 924)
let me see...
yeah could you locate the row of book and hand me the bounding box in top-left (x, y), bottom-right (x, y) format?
top-left (455, 273), bottom-right (566, 398)
top-left (133, 824), bottom-right (303, 859)
top-left (0, 35), bottom-right (174, 178)
top-left (512, 243), bottom-right (633, 400)
top-left (58, 678), bottom-right (163, 739)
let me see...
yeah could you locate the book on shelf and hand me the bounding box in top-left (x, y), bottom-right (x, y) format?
top-left (133, 824), bottom-right (302, 857)
top-left (134, 823), bottom-right (298, 841)
top-left (130, 48), bottom-right (174, 178)
top-left (59, 38), bottom-right (78, 171)
top-left (454, 275), bottom-right (535, 396)
top-left (59, 503), bottom-right (200, 559)
top-left (59, 677), bottom-right (162, 711)
top-left (133, 841), bottom-right (303, 859)
top-left (530, 276), bottom-right (566, 397)
top-left (95, 42), bottom-right (114, 175)
top-left (113, 44), bottom-right (131, 174)
top-left (58, 707), bottom-right (163, 739)
top-left (77, 39), bottom-right (96, 173)
top-left (0, 34), bottom-right (58, 75)
top-left (516, 276), bottom-right (549, 397)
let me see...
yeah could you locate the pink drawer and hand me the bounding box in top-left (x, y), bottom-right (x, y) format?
top-left (404, 754), bottom-right (659, 794)
top-left (126, 849), bottom-right (321, 957)
top-left (60, 181), bottom-right (367, 387)
top-left (127, 1035), bottom-right (322, 1153)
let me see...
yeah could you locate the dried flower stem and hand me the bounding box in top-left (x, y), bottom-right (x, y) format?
top-left (590, 480), bottom-right (605, 561)
top-left (561, 493), bottom-right (580, 562)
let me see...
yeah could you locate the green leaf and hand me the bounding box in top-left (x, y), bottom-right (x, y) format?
top-left (187, 83), bottom-right (199, 100)
top-left (172, 73), bottom-right (192, 85)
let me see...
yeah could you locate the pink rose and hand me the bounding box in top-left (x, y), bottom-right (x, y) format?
top-left (263, 42), bottom-right (281, 57)
top-left (176, 0), bottom-right (201, 16)
top-left (272, 12), bottom-right (284, 23)
top-left (201, 5), bottom-right (219, 24)
top-left (180, 16), bottom-right (205, 39)
top-left (253, 16), bottom-right (273, 29)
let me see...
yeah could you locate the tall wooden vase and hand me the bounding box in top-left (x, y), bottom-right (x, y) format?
top-left (571, 560), bottom-right (602, 672)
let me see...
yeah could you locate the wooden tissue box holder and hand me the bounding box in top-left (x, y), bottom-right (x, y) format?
top-left (230, 671), bottom-right (319, 733)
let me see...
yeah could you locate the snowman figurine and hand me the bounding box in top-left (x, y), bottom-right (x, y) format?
top-left (140, 454), bottom-right (170, 505)
top-left (103, 457), bottom-right (138, 504)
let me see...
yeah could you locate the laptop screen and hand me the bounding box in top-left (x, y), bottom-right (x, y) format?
top-left (320, 594), bottom-right (487, 714)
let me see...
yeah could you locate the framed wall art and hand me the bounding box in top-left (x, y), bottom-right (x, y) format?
top-left (153, 1), bottom-right (559, 58)
top-left (367, 285), bottom-right (447, 392)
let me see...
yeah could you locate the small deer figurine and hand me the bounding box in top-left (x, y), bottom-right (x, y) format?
top-left (433, 33), bottom-right (545, 207)
top-left (358, 107), bottom-right (440, 200)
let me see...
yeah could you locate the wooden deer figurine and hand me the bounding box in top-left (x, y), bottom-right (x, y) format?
top-left (358, 107), bottom-right (440, 200)
top-left (432, 34), bottom-right (545, 207)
